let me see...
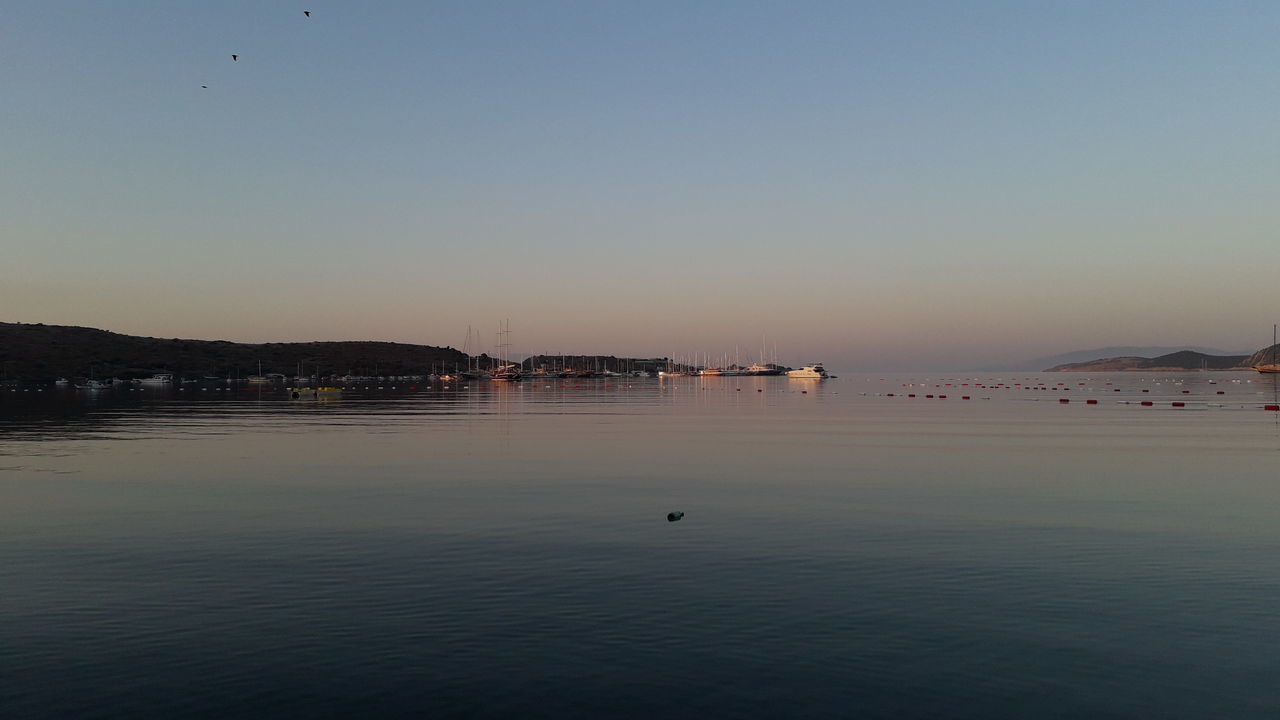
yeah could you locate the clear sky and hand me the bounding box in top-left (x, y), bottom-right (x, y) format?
top-left (4, 1), bottom-right (1278, 370)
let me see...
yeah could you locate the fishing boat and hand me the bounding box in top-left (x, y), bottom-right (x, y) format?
top-left (786, 363), bottom-right (829, 379)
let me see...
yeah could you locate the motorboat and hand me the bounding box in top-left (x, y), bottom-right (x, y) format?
top-left (786, 364), bottom-right (829, 379)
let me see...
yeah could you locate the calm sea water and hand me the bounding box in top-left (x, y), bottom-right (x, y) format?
top-left (3, 373), bottom-right (1279, 719)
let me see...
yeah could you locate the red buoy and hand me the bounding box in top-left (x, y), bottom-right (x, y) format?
top-left (962, 396), bottom-right (970, 400)
top-left (1172, 402), bottom-right (1185, 407)
top-left (1059, 398), bottom-right (1069, 403)
top-left (1266, 405), bottom-right (1280, 411)
top-left (1086, 399), bottom-right (1097, 404)
top-left (1141, 401), bottom-right (1153, 406)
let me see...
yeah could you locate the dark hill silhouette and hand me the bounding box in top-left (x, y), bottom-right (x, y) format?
top-left (1046, 350), bottom-right (1249, 372)
top-left (0, 323), bottom-right (473, 382)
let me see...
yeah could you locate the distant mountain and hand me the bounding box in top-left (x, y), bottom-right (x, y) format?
top-left (983, 346), bottom-right (1251, 372)
top-left (0, 322), bottom-right (472, 382)
top-left (1045, 350), bottom-right (1250, 372)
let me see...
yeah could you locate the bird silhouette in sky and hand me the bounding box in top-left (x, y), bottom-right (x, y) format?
top-left (304, 11), bottom-right (311, 17)
top-left (201, 85), bottom-right (208, 88)
top-left (231, 54), bottom-right (238, 62)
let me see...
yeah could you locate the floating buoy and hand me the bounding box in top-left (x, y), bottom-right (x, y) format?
top-left (925, 394), bottom-right (934, 398)
top-left (908, 393), bottom-right (916, 398)
top-left (1266, 405), bottom-right (1280, 412)
top-left (1142, 389), bottom-right (1149, 393)
top-left (962, 396), bottom-right (970, 400)
top-left (1059, 398), bottom-right (1069, 403)
top-left (1217, 391), bottom-right (1224, 395)
top-left (1172, 402), bottom-right (1185, 407)
top-left (938, 395), bottom-right (946, 399)
top-left (1141, 401), bottom-right (1153, 406)
top-left (1181, 390), bottom-right (1190, 394)
top-left (667, 511), bottom-right (684, 522)
top-left (1086, 399), bottom-right (1097, 404)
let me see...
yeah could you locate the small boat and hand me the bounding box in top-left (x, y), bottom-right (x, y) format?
top-left (786, 363), bottom-right (829, 379)
top-left (139, 373), bottom-right (174, 385)
top-left (744, 363), bottom-right (783, 376)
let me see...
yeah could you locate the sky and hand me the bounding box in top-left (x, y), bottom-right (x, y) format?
top-left (3, 1), bottom-right (1278, 370)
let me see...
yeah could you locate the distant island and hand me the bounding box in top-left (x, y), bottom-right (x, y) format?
top-left (1044, 349), bottom-right (1273, 372)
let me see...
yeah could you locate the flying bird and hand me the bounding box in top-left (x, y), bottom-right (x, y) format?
top-left (304, 11), bottom-right (311, 17)
top-left (201, 85), bottom-right (208, 89)
top-left (231, 54), bottom-right (238, 62)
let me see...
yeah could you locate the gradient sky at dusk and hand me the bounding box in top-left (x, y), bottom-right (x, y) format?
top-left (4, 1), bottom-right (1278, 370)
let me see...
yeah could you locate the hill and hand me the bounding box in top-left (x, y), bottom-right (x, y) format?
top-left (0, 323), bottom-right (473, 382)
top-left (982, 346), bottom-right (1249, 372)
top-left (1045, 350), bottom-right (1250, 372)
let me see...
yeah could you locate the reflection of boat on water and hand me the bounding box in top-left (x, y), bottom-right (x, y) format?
top-left (786, 363), bottom-right (830, 379)
top-left (288, 386), bottom-right (342, 399)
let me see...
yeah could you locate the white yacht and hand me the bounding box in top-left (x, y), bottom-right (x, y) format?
top-left (139, 373), bottom-right (174, 385)
top-left (786, 364), bottom-right (829, 379)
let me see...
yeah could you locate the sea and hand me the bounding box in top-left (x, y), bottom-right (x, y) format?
top-left (3, 373), bottom-right (1279, 719)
